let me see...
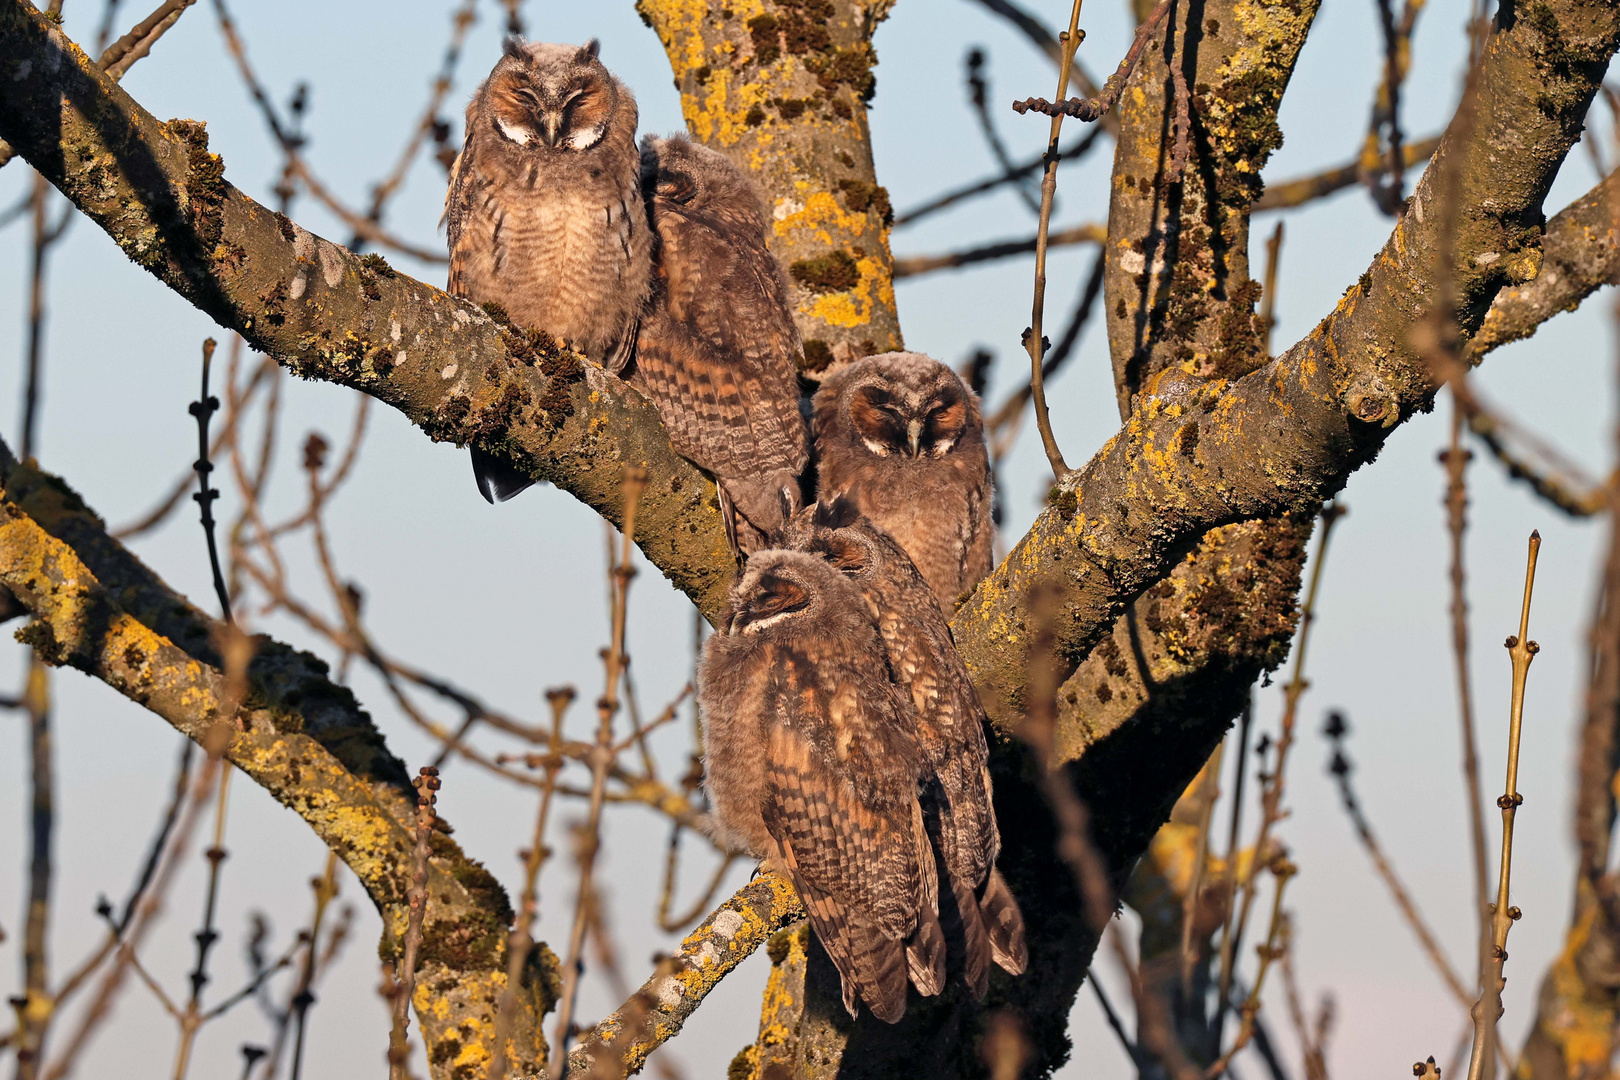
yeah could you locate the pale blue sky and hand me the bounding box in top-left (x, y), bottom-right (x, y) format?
top-left (0, 1), bottom-right (1614, 1077)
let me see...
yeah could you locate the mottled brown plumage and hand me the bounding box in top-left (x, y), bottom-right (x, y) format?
top-left (635, 134), bottom-right (808, 555)
top-left (812, 353), bottom-right (993, 608)
top-left (779, 501), bottom-right (1028, 995)
top-left (445, 36), bottom-right (652, 502)
top-left (698, 551), bottom-right (944, 1021)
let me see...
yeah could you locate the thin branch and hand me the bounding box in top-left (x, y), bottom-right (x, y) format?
top-left (1442, 393), bottom-right (1493, 1015)
top-left (1464, 533), bottom-right (1542, 1080)
top-left (1012, 0), bottom-right (1171, 124)
top-left (892, 127), bottom-right (1105, 228)
top-left (1254, 136), bottom-right (1441, 212)
top-left (1018, 0), bottom-right (1093, 481)
top-left (892, 221), bottom-right (1105, 278)
top-left (1323, 712), bottom-right (1471, 1006)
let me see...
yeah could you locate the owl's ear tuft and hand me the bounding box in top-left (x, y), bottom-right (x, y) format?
top-left (577, 38), bottom-right (601, 63)
top-left (502, 34), bottom-right (528, 60)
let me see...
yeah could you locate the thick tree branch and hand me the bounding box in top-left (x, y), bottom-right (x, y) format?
top-left (1470, 164), bottom-right (1620, 360)
top-left (638, 0), bottom-right (904, 374)
top-left (0, 448), bottom-right (555, 1074)
top-left (0, 2), bottom-right (737, 620)
top-left (953, 0), bottom-right (1620, 729)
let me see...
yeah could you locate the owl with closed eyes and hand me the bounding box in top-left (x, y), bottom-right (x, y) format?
top-left (634, 134), bottom-right (808, 556)
top-left (698, 550), bottom-right (945, 1022)
top-left (778, 500), bottom-right (1027, 998)
top-left (812, 353), bottom-right (993, 609)
top-left (445, 36), bottom-right (653, 502)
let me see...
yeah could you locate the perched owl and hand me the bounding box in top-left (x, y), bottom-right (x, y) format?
top-left (699, 550), bottom-right (946, 1022)
top-left (445, 36), bottom-right (653, 502)
top-left (634, 134), bottom-right (808, 555)
top-left (812, 353), bottom-right (993, 609)
top-left (778, 500), bottom-right (1027, 997)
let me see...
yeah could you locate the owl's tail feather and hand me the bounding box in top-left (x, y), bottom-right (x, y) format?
top-left (775, 845), bottom-right (910, 1023)
top-left (946, 870), bottom-right (992, 999)
top-left (469, 446), bottom-right (538, 504)
top-left (905, 894), bottom-right (947, 999)
top-left (980, 867), bottom-right (1029, 976)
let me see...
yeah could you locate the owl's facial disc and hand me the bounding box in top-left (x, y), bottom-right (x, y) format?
top-left (920, 392), bottom-right (968, 458)
top-left (731, 572), bottom-right (812, 634)
top-left (848, 386), bottom-right (908, 458)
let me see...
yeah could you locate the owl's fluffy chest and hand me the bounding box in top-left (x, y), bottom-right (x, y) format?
top-left (454, 151), bottom-right (650, 359)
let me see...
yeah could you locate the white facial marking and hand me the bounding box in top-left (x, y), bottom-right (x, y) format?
top-left (495, 117), bottom-right (531, 145)
top-left (740, 609), bottom-right (797, 635)
top-left (930, 438), bottom-right (957, 458)
top-left (861, 438), bottom-right (891, 457)
top-left (565, 123), bottom-right (606, 150)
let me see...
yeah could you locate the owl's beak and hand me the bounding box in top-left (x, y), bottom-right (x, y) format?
top-left (906, 419), bottom-right (923, 457)
top-left (538, 111), bottom-right (563, 147)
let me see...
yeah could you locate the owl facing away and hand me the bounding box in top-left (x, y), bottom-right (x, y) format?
top-left (698, 550), bottom-right (945, 1022)
top-left (635, 134), bottom-right (808, 555)
top-left (445, 36), bottom-right (653, 503)
top-left (778, 500), bottom-right (1027, 997)
top-left (812, 353), bottom-right (993, 609)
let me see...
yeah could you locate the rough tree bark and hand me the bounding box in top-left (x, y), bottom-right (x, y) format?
top-left (0, 447), bottom-right (557, 1076)
top-left (1, 0), bottom-right (1618, 1075)
top-left (637, 0), bottom-right (904, 374)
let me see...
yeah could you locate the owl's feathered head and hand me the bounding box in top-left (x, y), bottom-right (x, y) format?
top-left (640, 134), bottom-right (769, 234)
top-left (478, 36), bottom-right (629, 152)
top-left (774, 498), bottom-right (930, 596)
top-left (725, 549), bottom-right (864, 637)
top-left (813, 352), bottom-right (984, 461)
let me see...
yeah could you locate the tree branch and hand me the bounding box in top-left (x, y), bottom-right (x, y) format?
top-left (0, 447), bottom-right (556, 1074)
top-left (562, 873), bottom-right (803, 1078)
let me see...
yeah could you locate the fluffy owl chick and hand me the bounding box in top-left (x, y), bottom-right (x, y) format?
top-left (635, 134), bottom-right (808, 555)
top-left (445, 36), bottom-right (653, 503)
top-left (699, 551), bottom-right (945, 1022)
top-left (812, 353), bottom-right (993, 609)
top-left (778, 500), bottom-right (1028, 996)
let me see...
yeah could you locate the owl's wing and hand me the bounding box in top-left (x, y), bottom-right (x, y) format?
top-left (761, 672), bottom-right (942, 1022)
top-left (959, 465), bottom-right (995, 595)
top-left (635, 307), bottom-right (806, 547)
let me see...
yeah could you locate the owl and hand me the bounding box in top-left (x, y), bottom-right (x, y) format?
top-left (778, 500), bottom-right (1027, 997)
top-left (698, 550), bottom-right (946, 1022)
top-left (634, 134), bottom-right (809, 556)
top-left (445, 36), bottom-right (653, 502)
top-left (812, 353), bottom-right (993, 609)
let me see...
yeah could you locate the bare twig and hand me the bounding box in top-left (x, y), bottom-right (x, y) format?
top-left (287, 852), bottom-right (340, 1080)
top-left (892, 128), bottom-right (1105, 228)
top-left (1011, 0), bottom-right (1171, 124)
top-left (1207, 855), bottom-right (1297, 1079)
top-left (1260, 222), bottom-right (1285, 355)
top-left (488, 688), bottom-right (574, 1080)
top-left (1464, 533), bottom-right (1542, 1080)
top-left (16, 657), bottom-right (53, 1080)
top-left (1323, 712), bottom-right (1470, 1005)
top-left (1218, 503), bottom-right (1346, 1038)
top-left (1442, 394), bottom-right (1494, 1014)
top-left (1017, 0), bottom-right (1093, 481)
top-left (551, 468), bottom-right (647, 1076)
top-left (966, 47), bottom-right (1041, 214)
top-left (1179, 743), bottom-right (1224, 995)
top-left (1254, 136), bottom-right (1441, 212)
top-left (190, 339), bottom-right (233, 622)
top-left (892, 221), bottom-right (1105, 278)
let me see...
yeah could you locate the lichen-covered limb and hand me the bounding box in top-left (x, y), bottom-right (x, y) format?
top-left (637, 0), bottom-right (903, 374)
top-left (0, 0), bottom-right (737, 620)
top-left (0, 451), bottom-right (554, 1078)
top-left (563, 872), bottom-right (803, 1079)
top-left (953, 0), bottom-right (1620, 730)
top-left (1470, 165), bottom-right (1620, 360)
